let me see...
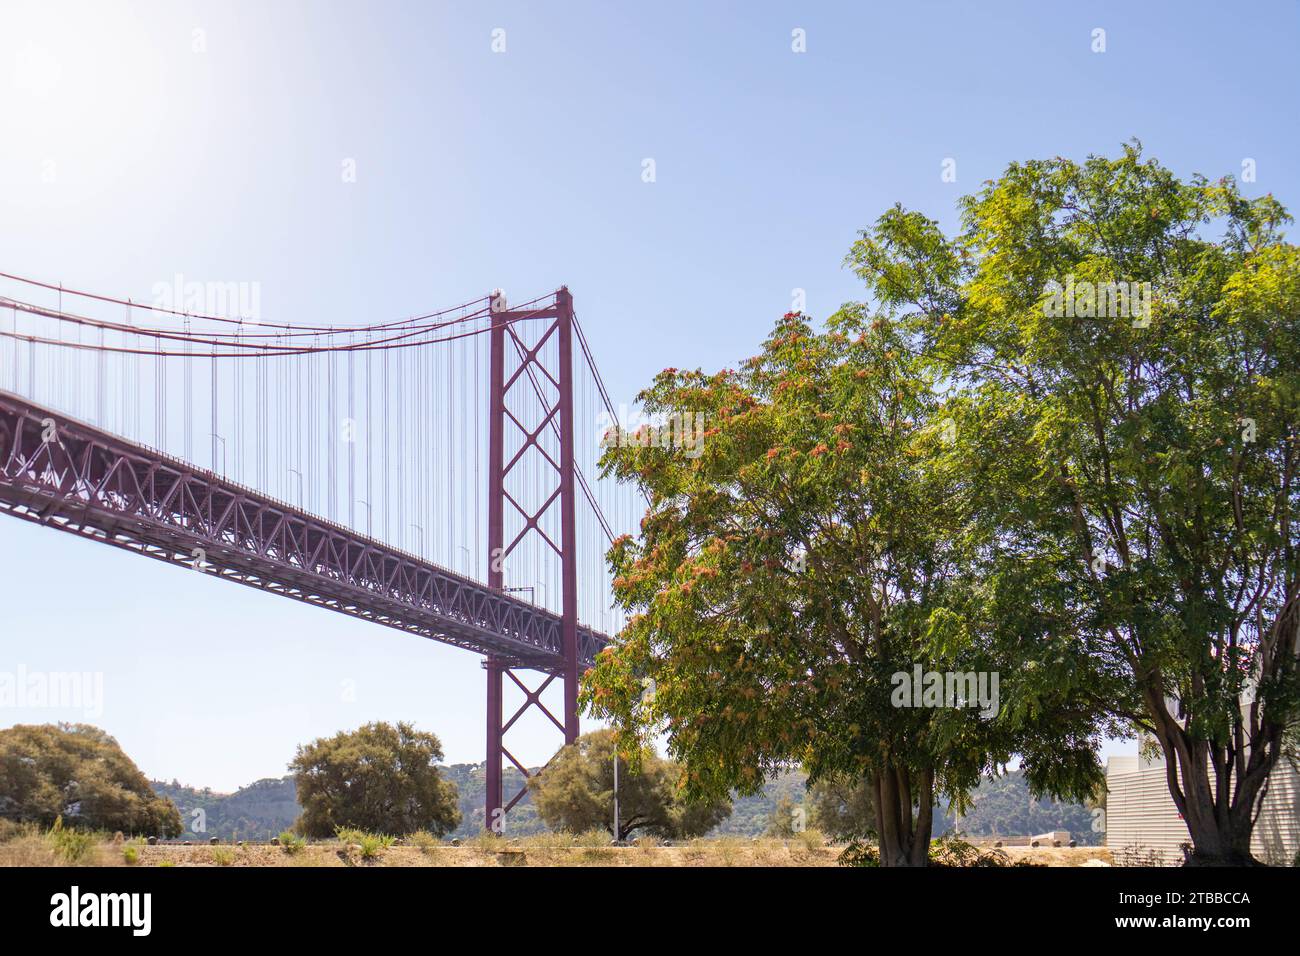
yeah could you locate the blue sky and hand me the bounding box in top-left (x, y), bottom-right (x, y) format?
top-left (1, 0), bottom-right (1296, 791)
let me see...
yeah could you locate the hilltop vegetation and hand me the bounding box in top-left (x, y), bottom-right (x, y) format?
top-left (0, 724), bottom-right (181, 837)
top-left (439, 763), bottom-right (544, 838)
top-left (149, 764), bottom-right (1097, 844)
top-left (948, 770), bottom-right (1098, 844)
top-left (528, 731), bottom-right (731, 841)
top-left (2, 719), bottom-right (1097, 846)
top-left (153, 765), bottom-right (546, 842)
top-left (722, 768), bottom-right (1099, 845)
top-left (151, 777), bottom-right (299, 842)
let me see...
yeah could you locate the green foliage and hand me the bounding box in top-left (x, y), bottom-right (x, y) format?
top-left (154, 766), bottom-right (542, 841)
top-left (792, 828), bottom-right (826, 851)
top-left (764, 793), bottom-right (803, 838)
top-left (716, 766), bottom-right (1096, 842)
top-left (943, 769), bottom-right (1099, 845)
top-left (289, 722), bottom-right (461, 839)
top-left (710, 769), bottom-right (806, 836)
top-left (46, 817), bottom-right (97, 864)
top-left (123, 845), bottom-right (139, 865)
top-left (440, 762), bottom-right (542, 837)
top-left (409, 830), bottom-right (440, 854)
top-left (927, 835), bottom-right (1028, 867)
top-left (838, 841), bottom-right (880, 867)
top-left (277, 829), bottom-right (305, 855)
top-left (210, 846), bottom-right (236, 866)
top-left (528, 730), bottom-right (731, 842)
top-left (0, 724), bottom-right (182, 837)
top-left (851, 141), bottom-right (1300, 860)
top-left (585, 287), bottom-right (1103, 865)
top-left (336, 827), bottom-right (395, 859)
top-left (588, 142), bottom-right (1297, 865)
top-left (807, 775), bottom-right (877, 842)
top-left (154, 764), bottom-right (549, 841)
top-left (840, 835), bottom-right (1033, 867)
top-left (0, 818), bottom-right (24, 843)
top-left (151, 776), bottom-right (300, 842)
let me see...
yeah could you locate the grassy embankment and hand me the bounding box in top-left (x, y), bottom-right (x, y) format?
top-left (0, 822), bottom-right (1113, 867)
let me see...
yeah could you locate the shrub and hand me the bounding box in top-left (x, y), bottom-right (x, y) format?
top-left (838, 841), bottom-right (880, 867)
top-left (839, 836), bottom-right (1038, 867)
top-left (573, 828), bottom-right (614, 848)
top-left (336, 828), bottom-right (395, 859)
top-left (529, 730), bottom-right (731, 841)
top-left (0, 819), bottom-right (25, 844)
top-left (409, 830), bottom-right (440, 855)
top-left (467, 830), bottom-right (503, 851)
top-left (277, 830), bottom-right (306, 855)
top-left (928, 836), bottom-right (1015, 867)
top-left (1114, 844), bottom-right (1165, 867)
top-left (792, 828), bottom-right (826, 852)
top-left (210, 846), bottom-right (236, 866)
top-left (46, 817), bottom-right (97, 864)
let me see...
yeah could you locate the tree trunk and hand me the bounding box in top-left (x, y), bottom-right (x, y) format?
top-left (1142, 684), bottom-right (1276, 866)
top-left (872, 762), bottom-right (935, 866)
top-left (1174, 748), bottom-right (1266, 867)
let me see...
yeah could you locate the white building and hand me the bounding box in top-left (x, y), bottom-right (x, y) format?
top-left (1105, 747), bottom-right (1300, 866)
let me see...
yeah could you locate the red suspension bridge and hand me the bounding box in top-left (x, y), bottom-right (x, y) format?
top-left (0, 272), bottom-right (642, 831)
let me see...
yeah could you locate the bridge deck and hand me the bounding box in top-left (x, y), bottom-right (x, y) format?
top-left (0, 390), bottom-right (607, 671)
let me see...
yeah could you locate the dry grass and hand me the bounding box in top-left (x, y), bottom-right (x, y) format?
top-left (0, 827), bottom-right (1113, 867)
top-left (1001, 845), bottom-right (1113, 867)
top-left (0, 823), bottom-right (113, 867)
top-left (210, 846), bottom-right (238, 866)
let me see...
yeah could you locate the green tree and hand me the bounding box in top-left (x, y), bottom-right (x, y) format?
top-left (0, 723), bottom-right (181, 836)
top-left (807, 775), bottom-right (877, 842)
top-left (584, 307), bottom-right (1101, 865)
top-left (764, 792), bottom-right (804, 838)
top-left (289, 722), bottom-right (461, 838)
top-left (528, 730), bottom-right (730, 841)
top-left (849, 142), bottom-right (1300, 865)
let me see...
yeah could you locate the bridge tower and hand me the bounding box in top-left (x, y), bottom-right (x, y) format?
top-left (484, 287), bottom-right (580, 831)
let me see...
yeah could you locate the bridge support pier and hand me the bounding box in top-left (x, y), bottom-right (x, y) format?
top-left (483, 287), bottom-right (580, 833)
top-left (484, 657), bottom-right (504, 832)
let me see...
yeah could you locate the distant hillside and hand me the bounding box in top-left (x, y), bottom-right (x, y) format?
top-left (705, 767), bottom-right (1099, 844)
top-left (943, 769), bottom-right (1099, 844)
top-left (152, 777), bottom-right (299, 841)
top-left (152, 764), bottom-right (1098, 844)
top-left (440, 763), bottom-right (546, 838)
top-left (153, 765), bottom-right (546, 841)
top-left (392, 763), bottom-right (1099, 842)
top-left (711, 769), bottom-right (808, 835)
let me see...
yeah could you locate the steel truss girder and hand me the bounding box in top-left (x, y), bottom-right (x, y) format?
top-left (0, 389), bottom-right (608, 672)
